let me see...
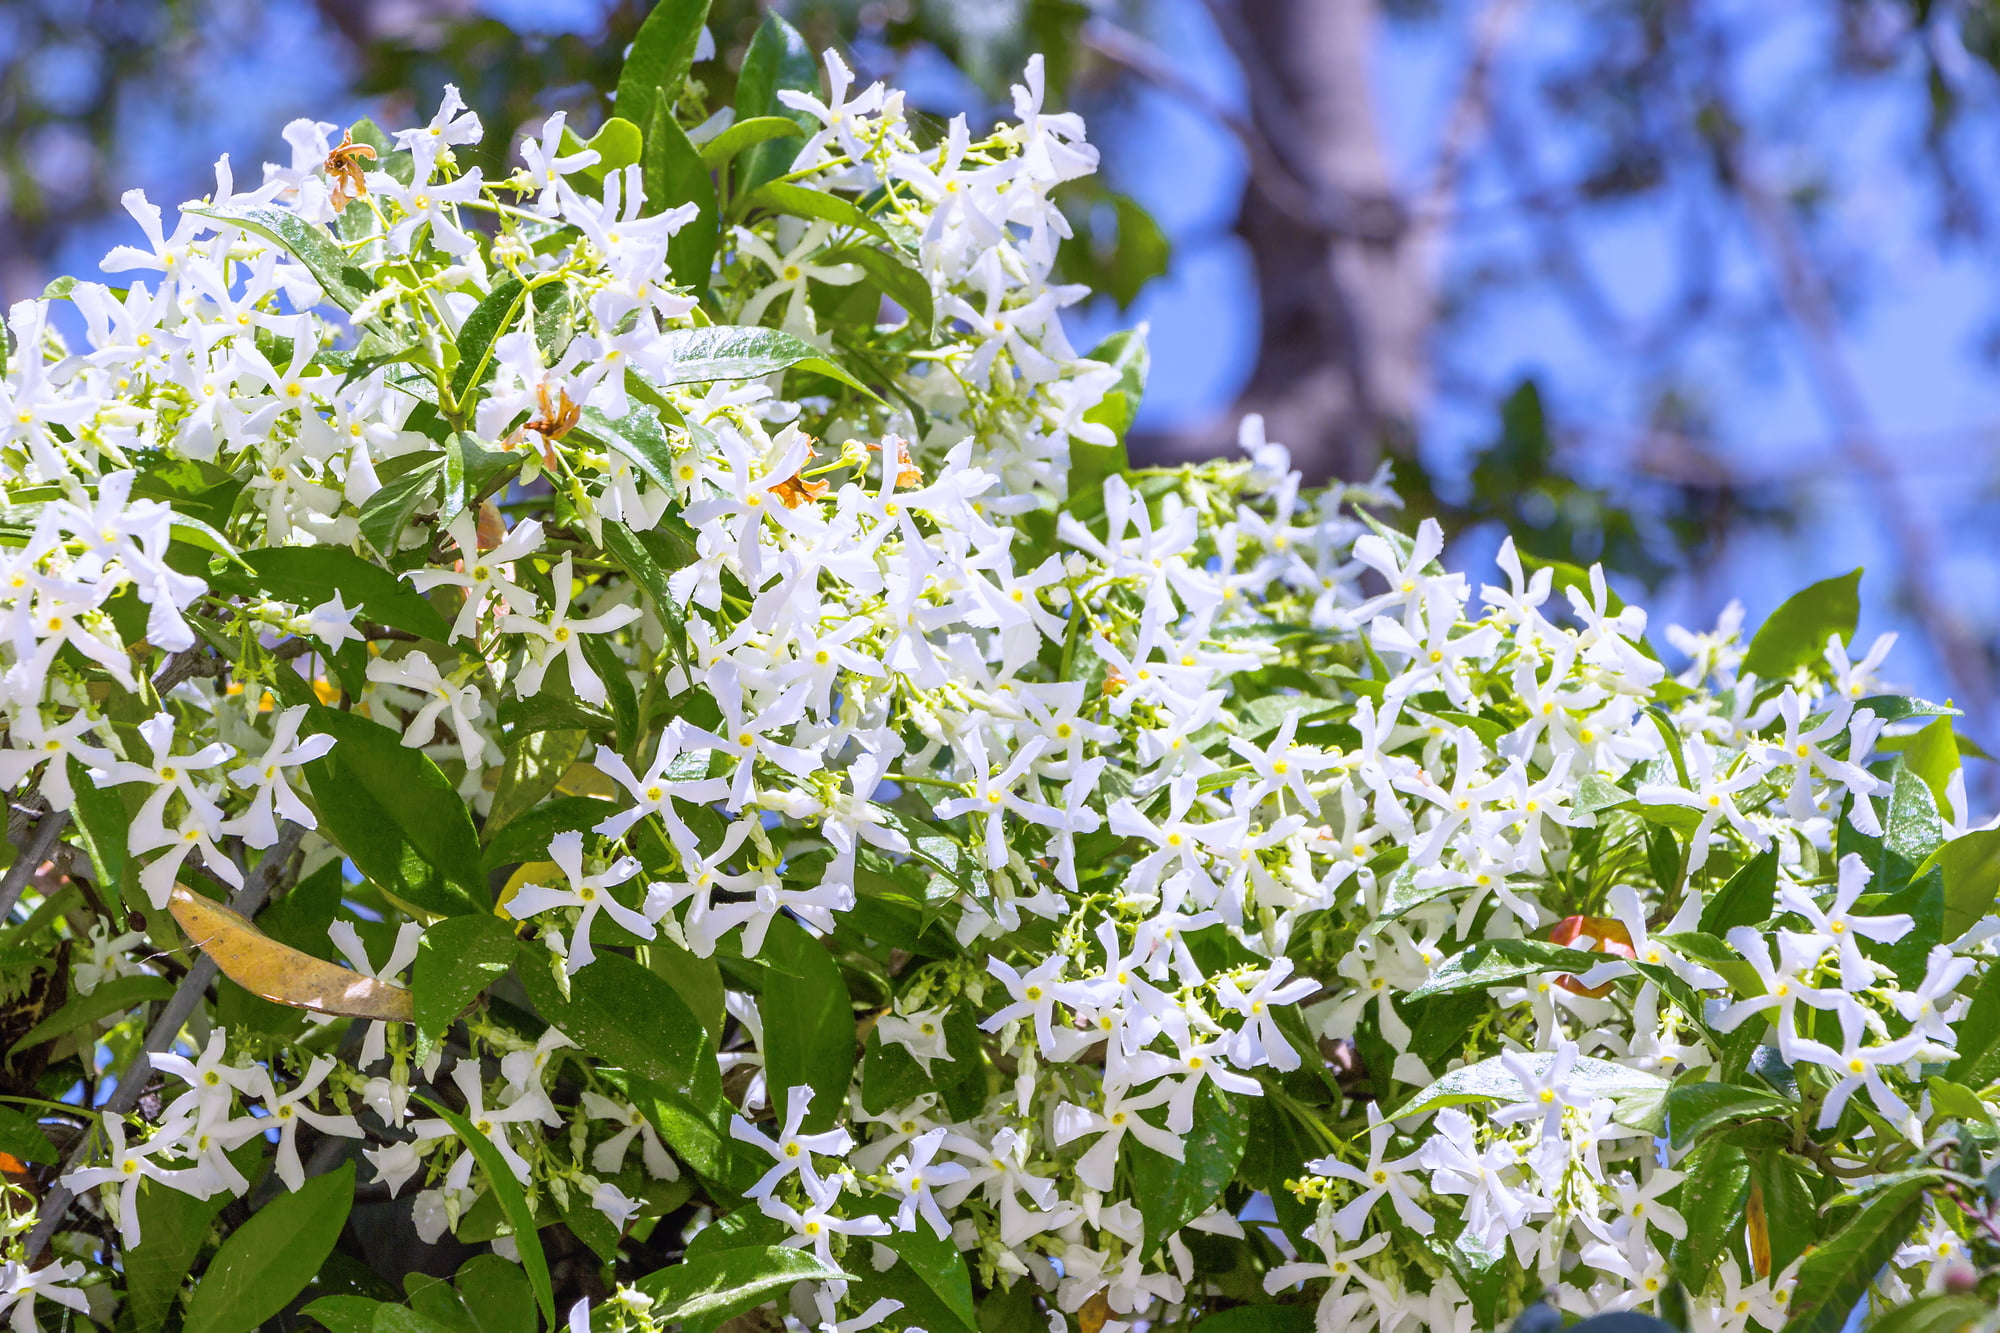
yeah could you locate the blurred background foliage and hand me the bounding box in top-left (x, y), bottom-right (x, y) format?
top-left (4, 0), bottom-right (2000, 755)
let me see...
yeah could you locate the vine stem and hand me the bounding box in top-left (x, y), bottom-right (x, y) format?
top-left (22, 821), bottom-right (307, 1263)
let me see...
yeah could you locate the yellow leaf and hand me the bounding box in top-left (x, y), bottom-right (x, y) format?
top-left (168, 885), bottom-right (414, 1022)
top-left (496, 861), bottom-right (558, 918)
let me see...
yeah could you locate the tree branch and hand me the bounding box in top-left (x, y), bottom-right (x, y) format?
top-left (23, 821), bottom-right (309, 1262)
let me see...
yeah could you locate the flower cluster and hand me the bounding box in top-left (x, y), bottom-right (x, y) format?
top-left (0, 14), bottom-right (1996, 1333)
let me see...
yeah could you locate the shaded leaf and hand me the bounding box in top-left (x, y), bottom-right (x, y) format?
top-left (412, 1097), bottom-right (553, 1326)
top-left (182, 1163), bottom-right (356, 1333)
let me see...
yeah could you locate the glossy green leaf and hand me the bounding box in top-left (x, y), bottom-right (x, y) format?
top-left (1669, 1137), bottom-right (1750, 1289)
top-left (487, 728), bottom-right (587, 834)
top-left (1664, 1081), bottom-right (1795, 1149)
top-left (697, 116), bottom-right (805, 170)
top-left (1783, 1175), bottom-right (1929, 1333)
top-left (303, 1296), bottom-right (385, 1333)
top-left (1741, 568), bottom-right (1861, 682)
top-left (821, 243), bottom-right (934, 335)
top-left (447, 277), bottom-right (527, 405)
top-left (1127, 1082), bottom-right (1250, 1249)
top-left (635, 1244), bottom-right (846, 1325)
top-left (412, 913), bottom-right (517, 1050)
top-left (412, 1097), bottom-right (553, 1325)
top-left (759, 915), bottom-right (855, 1133)
top-left (733, 11), bottom-right (817, 192)
top-left (517, 947), bottom-right (716, 1105)
top-left (1403, 938), bottom-right (1603, 1000)
top-left (644, 103), bottom-right (717, 286)
top-left (649, 324), bottom-right (876, 398)
top-left (1914, 827), bottom-right (2000, 942)
top-left (1395, 1053), bottom-right (1669, 1125)
top-left (1866, 1294), bottom-right (1993, 1333)
top-left (66, 754), bottom-right (128, 907)
top-left (357, 457), bottom-right (442, 558)
top-left (124, 1177), bottom-right (234, 1333)
top-left (572, 404), bottom-right (677, 491)
top-left (616, 0), bottom-right (711, 141)
top-left (750, 182), bottom-right (890, 243)
top-left (186, 206), bottom-right (374, 313)
top-left (216, 545), bottom-right (451, 641)
top-left (1701, 848), bottom-right (1778, 934)
top-left (303, 706), bottom-right (485, 913)
top-left (1947, 957), bottom-right (2000, 1088)
top-left (182, 1163), bottom-right (356, 1333)
top-left (850, 1197), bottom-right (978, 1333)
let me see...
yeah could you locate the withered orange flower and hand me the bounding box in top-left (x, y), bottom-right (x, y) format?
top-left (867, 433), bottom-right (923, 487)
top-left (768, 473), bottom-right (830, 508)
top-left (324, 131), bottom-right (378, 213)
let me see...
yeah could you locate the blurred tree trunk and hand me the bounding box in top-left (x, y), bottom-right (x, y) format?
top-left (1139, 0), bottom-right (1431, 484)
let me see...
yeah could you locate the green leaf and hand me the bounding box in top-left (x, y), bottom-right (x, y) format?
top-left (518, 948), bottom-right (716, 1105)
top-left (10, 973), bottom-right (174, 1054)
top-left (0, 1106), bottom-right (55, 1163)
top-left (66, 754), bottom-right (128, 907)
top-left (750, 182), bottom-right (891, 244)
top-left (373, 1307), bottom-right (461, 1333)
top-left (303, 1296), bottom-right (386, 1333)
top-left (1394, 1053), bottom-right (1669, 1125)
top-left (1082, 327), bottom-right (1148, 449)
top-left (413, 914), bottom-right (517, 1052)
top-left (820, 244), bottom-right (934, 335)
top-left (572, 404), bottom-right (678, 491)
top-left (304, 706), bottom-right (485, 913)
top-left (1668, 1137), bottom-right (1749, 1289)
top-left (850, 1197), bottom-right (978, 1333)
top-left (1403, 938), bottom-right (1604, 1001)
top-left (1913, 828), bottom-right (2000, 942)
top-left (185, 206), bottom-right (375, 313)
top-left (182, 1163), bottom-right (356, 1333)
top-left (733, 11), bottom-right (817, 192)
top-left (1927, 1075), bottom-right (1994, 1126)
top-left (1741, 568), bottom-right (1861, 682)
top-left (1901, 715), bottom-right (1961, 814)
top-left (1749, 1147), bottom-right (1818, 1275)
top-left (124, 1176), bottom-right (234, 1333)
top-left (1192, 1309), bottom-right (1317, 1333)
top-left (1701, 848), bottom-right (1778, 934)
top-left (582, 117), bottom-right (643, 177)
top-left (216, 545), bottom-right (451, 641)
top-left (357, 458), bottom-right (442, 558)
top-left (1866, 1295), bottom-right (1994, 1333)
top-left (649, 325), bottom-right (877, 399)
top-left (644, 103), bottom-right (718, 286)
top-left (443, 431), bottom-right (521, 521)
top-left (447, 277), bottom-right (527, 406)
top-left (412, 1097), bottom-right (553, 1326)
top-left (1948, 957), bottom-right (2000, 1088)
top-left (758, 915), bottom-right (855, 1133)
top-left (635, 1245), bottom-right (846, 1324)
top-left (617, 0), bottom-right (712, 141)
top-left (1127, 1082), bottom-right (1250, 1249)
top-left (1783, 1175), bottom-right (1930, 1333)
top-left (1664, 1081), bottom-right (1795, 1149)
top-left (453, 1254), bottom-right (536, 1333)
top-left (487, 728), bottom-right (587, 834)
top-left (697, 117), bottom-right (805, 170)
